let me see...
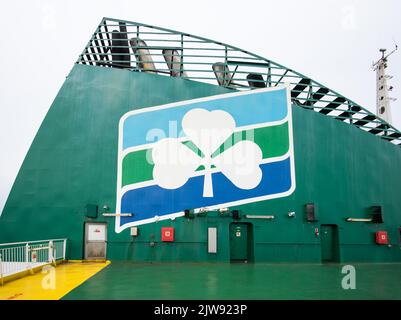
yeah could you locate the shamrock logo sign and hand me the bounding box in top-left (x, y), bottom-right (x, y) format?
top-left (151, 108), bottom-right (263, 197)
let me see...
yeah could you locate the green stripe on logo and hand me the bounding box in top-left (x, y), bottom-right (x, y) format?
top-left (122, 122), bottom-right (289, 187)
top-left (122, 149), bottom-right (153, 187)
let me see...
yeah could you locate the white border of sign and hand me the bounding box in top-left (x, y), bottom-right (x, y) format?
top-left (115, 85), bottom-right (295, 233)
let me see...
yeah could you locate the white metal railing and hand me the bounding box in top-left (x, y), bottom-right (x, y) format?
top-left (76, 17), bottom-right (401, 146)
top-left (0, 238), bottom-right (67, 284)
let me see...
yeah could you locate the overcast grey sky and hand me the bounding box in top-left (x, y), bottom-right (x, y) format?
top-left (1, 0), bottom-right (400, 214)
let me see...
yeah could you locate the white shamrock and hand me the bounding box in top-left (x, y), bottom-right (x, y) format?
top-left (151, 108), bottom-right (263, 197)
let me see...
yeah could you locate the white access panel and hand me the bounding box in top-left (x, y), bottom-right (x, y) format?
top-left (208, 227), bottom-right (217, 253)
top-left (87, 224), bottom-right (106, 241)
top-left (130, 227), bottom-right (138, 236)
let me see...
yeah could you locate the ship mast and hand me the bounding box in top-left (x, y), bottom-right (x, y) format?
top-left (372, 45), bottom-right (398, 124)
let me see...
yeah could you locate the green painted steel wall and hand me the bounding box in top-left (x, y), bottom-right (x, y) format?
top-left (1, 64), bottom-right (401, 263)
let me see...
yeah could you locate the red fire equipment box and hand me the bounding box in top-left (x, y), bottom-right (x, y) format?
top-left (376, 231), bottom-right (388, 245)
top-left (162, 227), bottom-right (174, 242)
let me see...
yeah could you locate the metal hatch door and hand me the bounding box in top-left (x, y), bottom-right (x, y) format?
top-left (230, 223), bottom-right (249, 262)
top-left (320, 224), bottom-right (339, 263)
top-left (85, 222), bottom-right (107, 260)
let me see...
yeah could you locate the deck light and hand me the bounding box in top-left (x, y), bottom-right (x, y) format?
top-left (346, 218), bottom-right (373, 222)
top-left (102, 213), bottom-right (132, 217)
top-left (244, 215), bottom-right (275, 219)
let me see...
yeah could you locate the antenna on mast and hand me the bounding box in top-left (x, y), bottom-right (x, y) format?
top-left (372, 44), bottom-right (398, 124)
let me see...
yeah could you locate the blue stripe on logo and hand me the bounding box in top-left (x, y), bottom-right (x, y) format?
top-left (120, 157), bottom-right (292, 225)
top-left (122, 88), bottom-right (288, 150)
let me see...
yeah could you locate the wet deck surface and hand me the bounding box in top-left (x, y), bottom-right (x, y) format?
top-left (1, 262), bottom-right (47, 276)
top-left (0, 261), bottom-right (110, 300)
top-left (62, 262), bottom-right (401, 300)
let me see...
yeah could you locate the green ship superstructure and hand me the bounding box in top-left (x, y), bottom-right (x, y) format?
top-left (1, 17), bottom-right (400, 263)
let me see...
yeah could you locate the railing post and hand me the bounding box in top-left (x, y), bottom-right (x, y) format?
top-left (180, 34), bottom-right (184, 77)
top-left (25, 243), bottom-right (31, 272)
top-left (48, 240), bottom-right (54, 264)
top-left (63, 239), bottom-right (66, 260)
top-left (0, 252), bottom-right (3, 286)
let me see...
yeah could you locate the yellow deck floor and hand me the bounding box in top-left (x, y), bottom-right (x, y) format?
top-left (0, 261), bottom-right (110, 300)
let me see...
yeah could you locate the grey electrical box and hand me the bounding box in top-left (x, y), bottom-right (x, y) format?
top-left (130, 227), bottom-right (138, 236)
top-left (208, 227), bottom-right (217, 253)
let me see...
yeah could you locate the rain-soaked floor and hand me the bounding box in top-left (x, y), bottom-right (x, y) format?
top-left (0, 261), bottom-right (110, 300)
top-left (62, 262), bottom-right (401, 300)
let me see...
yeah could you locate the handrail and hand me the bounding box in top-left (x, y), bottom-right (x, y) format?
top-left (0, 238), bottom-right (67, 284)
top-left (76, 17), bottom-right (401, 147)
top-left (0, 238), bottom-right (68, 247)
